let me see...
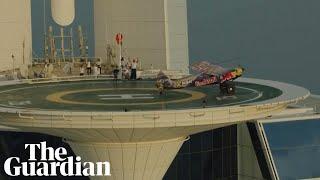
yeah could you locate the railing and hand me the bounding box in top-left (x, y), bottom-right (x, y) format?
top-left (0, 99), bottom-right (292, 129)
top-left (299, 95), bottom-right (320, 113)
top-left (32, 57), bottom-right (102, 64)
top-left (21, 75), bottom-right (114, 84)
top-left (304, 103), bottom-right (319, 113)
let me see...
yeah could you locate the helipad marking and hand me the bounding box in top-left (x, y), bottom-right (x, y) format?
top-left (219, 86), bottom-right (263, 106)
top-left (8, 101), bottom-right (32, 106)
top-left (46, 88), bottom-right (206, 106)
top-left (0, 81), bottom-right (270, 110)
top-left (99, 94), bottom-right (154, 100)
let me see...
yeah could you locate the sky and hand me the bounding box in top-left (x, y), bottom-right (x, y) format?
top-left (186, 0), bottom-right (320, 94)
top-left (31, 0), bottom-right (95, 58)
top-left (31, 0), bottom-right (319, 94)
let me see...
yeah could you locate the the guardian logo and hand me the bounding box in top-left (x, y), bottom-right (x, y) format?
top-left (4, 142), bottom-right (111, 177)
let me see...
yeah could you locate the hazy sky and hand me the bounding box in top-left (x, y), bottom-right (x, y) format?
top-left (187, 0), bottom-right (320, 94)
top-left (31, 0), bottom-right (319, 94)
top-left (31, 0), bottom-right (95, 58)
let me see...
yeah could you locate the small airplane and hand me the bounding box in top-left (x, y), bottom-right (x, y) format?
top-left (156, 61), bottom-right (244, 95)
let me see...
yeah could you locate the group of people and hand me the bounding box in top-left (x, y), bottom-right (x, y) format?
top-left (80, 59), bottom-right (102, 76)
top-left (113, 57), bottom-right (139, 80)
top-left (36, 57), bottom-right (140, 79)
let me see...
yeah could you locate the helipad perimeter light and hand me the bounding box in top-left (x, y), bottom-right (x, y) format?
top-left (51, 0), bottom-right (75, 26)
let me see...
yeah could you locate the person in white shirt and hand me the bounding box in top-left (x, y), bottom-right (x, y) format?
top-left (86, 60), bottom-right (91, 75)
top-left (93, 64), bottom-right (99, 76)
top-left (96, 59), bottom-right (102, 74)
top-left (80, 65), bottom-right (85, 76)
top-left (130, 59), bottom-right (138, 80)
top-left (43, 63), bottom-right (49, 77)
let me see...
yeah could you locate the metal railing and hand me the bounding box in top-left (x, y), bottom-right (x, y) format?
top-left (0, 100), bottom-right (291, 129)
top-left (21, 74), bottom-right (114, 84)
top-left (32, 57), bottom-right (103, 64)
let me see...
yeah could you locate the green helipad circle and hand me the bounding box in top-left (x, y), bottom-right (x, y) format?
top-left (0, 80), bottom-right (282, 111)
top-left (46, 88), bottom-right (206, 106)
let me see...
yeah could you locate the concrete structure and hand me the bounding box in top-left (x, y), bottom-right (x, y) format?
top-left (0, 77), bottom-right (310, 180)
top-left (0, 0), bottom-right (190, 73)
top-left (0, 0), bottom-right (32, 72)
top-left (163, 102), bottom-right (320, 180)
top-left (93, 0), bottom-right (189, 73)
top-left (51, 0), bottom-right (75, 26)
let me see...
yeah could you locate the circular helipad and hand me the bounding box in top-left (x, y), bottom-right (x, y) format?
top-left (0, 79), bottom-right (283, 111)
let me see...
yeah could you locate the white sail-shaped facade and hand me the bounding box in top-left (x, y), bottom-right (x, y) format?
top-left (0, 0), bottom-right (32, 72)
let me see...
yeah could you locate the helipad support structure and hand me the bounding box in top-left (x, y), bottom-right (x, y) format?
top-left (0, 78), bottom-right (310, 180)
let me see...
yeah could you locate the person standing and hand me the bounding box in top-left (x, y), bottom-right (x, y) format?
top-left (43, 62), bottom-right (49, 78)
top-left (93, 64), bottom-right (99, 76)
top-left (80, 65), bottom-right (85, 76)
top-left (113, 65), bottom-right (120, 80)
top-left (86, 60), bottom-right (91, 75)
top-left (96, 59), bottom-right (102, 74)
top-left (120, 57), bottom-right (125, 69)
top-left (130, 59), bottom-right (138, 80)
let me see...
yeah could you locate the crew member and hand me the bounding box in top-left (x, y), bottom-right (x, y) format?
top-left (96, 59), bottom-right (102, 74)
top-left (93, 64), bottom-right (99, 76)
top-left (130, 59), bottom-right (138, 80)
top-left (80, 65), bottom-right (85, 76)
top-left (113, 66), bottom-right (119, 80)
top-left (120, 57), bottom-right (125, 69)
top-left (86, 60), bottom-right (91, 75)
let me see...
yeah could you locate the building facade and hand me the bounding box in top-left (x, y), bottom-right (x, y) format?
top-left (0, 0), bottom-right (32, 72)
top-left (93, 0), bottom-right (189, 73)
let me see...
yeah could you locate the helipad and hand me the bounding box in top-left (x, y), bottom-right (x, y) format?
top-left (0, 79), bottom-right (282, 112)
top-left (0, 77), bottom-right (310, 180)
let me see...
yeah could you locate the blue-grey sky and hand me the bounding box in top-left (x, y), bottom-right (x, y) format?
top-left (31, 0), bottom-right (94, 58)
top-left (187, 0), bottom-right (320, 94)
top-left (31, 0), bottom-right (319, 94)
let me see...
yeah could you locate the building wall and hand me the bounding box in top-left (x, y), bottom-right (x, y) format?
top-left (94, 0), bottom-right (189, 72)
top-left (165, 0), bottom-right (189, 73)
top-left (237, 123), bottom-right (266, 180)
top-left (0, 0), bottom-right (32, 72)
top-left (164, 125), bottom-right (238, 180)
top-left (94, 0), bottom-right (166, 70)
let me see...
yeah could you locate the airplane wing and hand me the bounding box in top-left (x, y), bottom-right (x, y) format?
top-left (191, 61), bottom-right (227, 75)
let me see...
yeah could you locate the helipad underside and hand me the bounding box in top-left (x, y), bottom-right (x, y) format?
top-left (0, 79), bottom-right (282, 112)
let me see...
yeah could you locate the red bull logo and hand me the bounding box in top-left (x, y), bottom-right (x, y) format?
top-left (195, 76), bottom-right (218, 87)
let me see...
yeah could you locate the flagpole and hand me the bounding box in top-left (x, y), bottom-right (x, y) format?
top-left (116, 33), bottom-right (123, 79)
top-left (119, 43), bottom-right (122, 67)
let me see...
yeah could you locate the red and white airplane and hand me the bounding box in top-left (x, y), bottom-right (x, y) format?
top-left (156, 61), bottom-right (245, 95)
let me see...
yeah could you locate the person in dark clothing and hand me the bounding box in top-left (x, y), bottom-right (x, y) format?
top-left (113, 66), bottom-right (120, 80)
top-left (130, 59), bottom-right (138, 80)
top-left (86, 60), bottom-right (92, 75)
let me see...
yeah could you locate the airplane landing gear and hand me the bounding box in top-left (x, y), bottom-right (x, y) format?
top-left (220, 81), bottom-right (236, 95)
